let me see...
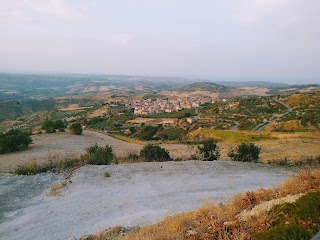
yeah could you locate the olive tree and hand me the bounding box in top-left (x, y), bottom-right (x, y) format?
top-left (198, 139), bottom-right (220, 161)
top-left (228, 142), bottom-right (261, 162)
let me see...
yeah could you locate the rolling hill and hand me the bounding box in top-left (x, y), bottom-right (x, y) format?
top-left (176, 82), bottom-right (231, 92)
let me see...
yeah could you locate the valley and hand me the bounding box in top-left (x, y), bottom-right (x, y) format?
top-left (0, 73), bottom-right (319, 240)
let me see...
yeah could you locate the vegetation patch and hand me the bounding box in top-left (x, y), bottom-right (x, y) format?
top-left (140, 145), bottom-right (171, 162)
top-left (188, 129), bottom-right (272, 143)
top-left (253, 190), bottom-right (320, 240)
top-left (15, 157), bottom-right (84, 175)
top-left (104, 171), bottom-right (111, 178)
top-left (0, 129), bottom-right (32, 154)
top-left (228, 142), bottom-right (261, 162)
top-left (82, 144), bottom-right (114, 165)
top-left (267, 156), bottom-right (320, 167)
top-left (42, 120), bottom-right (66, 133)
top-left (69, 122), bottom-right (82, 135)
top-left (197, 139), bottom-right (220, 161)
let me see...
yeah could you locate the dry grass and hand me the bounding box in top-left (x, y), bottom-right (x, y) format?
top-left (115, 150), bottom-right (143, 164)
top-left (111, 134), bottom-right (147, 145)
top-left (119, 169), bottom-right (320, 240)
top-left (15, 154), bottom-right (84, 175)
top-left (188, 129), bottom-right (272, 143)
top-left (188, 130), bottom-right (320, 163)
top-left (47, 181), bottom-right (68, 196)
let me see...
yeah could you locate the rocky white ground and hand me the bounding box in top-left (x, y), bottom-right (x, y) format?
top-left (0, 161), bottom-right (291, 240)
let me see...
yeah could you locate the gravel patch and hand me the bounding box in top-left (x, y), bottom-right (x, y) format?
top-left (0, 160), bottom-right (291, 240)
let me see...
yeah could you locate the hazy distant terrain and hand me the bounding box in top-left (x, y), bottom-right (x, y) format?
top-left (0, 73), bottom-right (190, 100)
top-left (1, 73), bottom-right (319, 128)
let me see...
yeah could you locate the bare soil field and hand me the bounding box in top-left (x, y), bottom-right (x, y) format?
top-left (0, 161), bottom-right (291, 240)
top-left (0, 131), bottom-right (141, 172)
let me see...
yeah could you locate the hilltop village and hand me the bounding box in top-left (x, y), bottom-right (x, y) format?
top-left (125, 96), bottom-right (213, 115)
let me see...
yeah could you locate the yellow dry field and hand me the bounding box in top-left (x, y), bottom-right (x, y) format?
top-left (238, 87), bottom-right (270, 96)
top-left (161, 90), bottom-right (220, 99)
top-left (127, 117), bottom-right (178, 125)
top-left (211, 131), bottom-right (320, 163)
top-left (86, 106), bottom-right (109, 119)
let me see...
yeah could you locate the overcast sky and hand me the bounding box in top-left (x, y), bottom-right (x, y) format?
top-left (0, 0), bottom-right (319, 83)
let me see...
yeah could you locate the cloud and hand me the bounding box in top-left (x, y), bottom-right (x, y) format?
top-left (23, 0), bottom-right (85, 20)
top-left (112, 33), bottom-right (133, 45)
top-left (231, 0), bottom-right (291, 25)
top-left (0, 0), bottom-right (94, 22)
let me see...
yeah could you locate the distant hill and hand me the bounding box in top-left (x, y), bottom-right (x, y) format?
top-left (218, 81), bottom-right (289, 89)
top-left (0, 73), bottom-right (191, 100)
top-left (176, 82), bottom-right (231, 93)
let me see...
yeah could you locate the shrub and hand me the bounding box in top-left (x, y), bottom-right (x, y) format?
top-left (42, 120), bottom-right (66, 133)
top-left (197, 139), bottom-right (220, 161)
top-left (155, 127), bottom-right (187, 141)
top-left (0, 130), bottom-right (32, 154)
top-left (70, 123), bottom-right (82, 135)
top-left (42, 120), bottom-right (56, 133)
top-left (53, 120), bottom-right (66, 132)
top-left (135, 125), bottom-right (158, 140)
top-left (253, 190), bottom-right (320, 240)
top-left (84, 144), bottom-right (114, 165)
top-left (104, 172), bottom-right (111, 178)
top-left (15, 157), bottom-right (83, 175)
top-left (228, 142), bottom-right (261, 162)
top-left (140, 145), bottom-right (171, 162)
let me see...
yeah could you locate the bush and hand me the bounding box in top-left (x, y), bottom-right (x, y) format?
top-left (140, 145), bottom-right (171, 162)
top-left (104, 172), bottom-right (111, 178)
top-left (228, 142), bottom-right (261, 162)
top-left (197, 139), bottom-right (220, 161)
top-left (53, 120), bottom-right (66, 132)
top-left (253, 190), bottom-right (320, 240)
top-left (135, 125), bottom-right (158, 140)
top-left (84, 144), bottom-right (114, 165)
top-left (42, 120), bottom-right (66, 133)
top-left (42, 120), bottom-right (56, 133)
top-left (155, 127), bottom-right (187, 141)
top-left (15, 157), bottom-right (83, 175)
top-left (70, 123), bottom-right (82, 135)
top-left (0, 130), bottom-right (32, 154)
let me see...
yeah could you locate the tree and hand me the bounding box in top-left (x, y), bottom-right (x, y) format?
top-left (42, 120), bottom-right (56, 133)
top-left (198, 139), bottom-right (220, 161)
top-left (70, 123), bottom-right (82, 135)
top-left (136, 125), bottom-right (158, 140)
top-left (140, 144), bottom-right (171, 162)
top-left (228, 142), bottom-right (261, 162)
top-left (53, 120), bottom-right (66, 132)
top-left (84, 144), bottom-right (114, 165)
top-left (0, 130), bottom-right (32, 154)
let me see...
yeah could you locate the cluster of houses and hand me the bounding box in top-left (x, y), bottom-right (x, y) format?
top-left (125, 97), bottom-right (212, 115)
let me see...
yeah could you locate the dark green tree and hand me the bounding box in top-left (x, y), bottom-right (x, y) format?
top-left (0, 130), bottom-right (32, 154)
top-left (69, 123), bottom-right (82, 135)
top-left (53, 120), bottom-right (66, 132)
top-left (198, 139), bottom-right (220, 161)
top-left (84, 144), bottom-right (114, 165)
top-left (228, 142), bottom-right (261, 162)
top-left (136, 125), bottom-right (158, 140)
top-left (140, 144), bottom-right (171, 162)
top-left (42, 120), bottom-right (56, 133)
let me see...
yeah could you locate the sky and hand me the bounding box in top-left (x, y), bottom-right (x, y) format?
top-left (0, 0), bottom-right (319, 84)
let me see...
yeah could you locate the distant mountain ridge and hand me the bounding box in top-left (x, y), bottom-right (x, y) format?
top-left (176, 82), bottom-right (231, 93)
top-left (218, 81), bottom-right (289, 88)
